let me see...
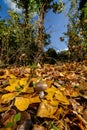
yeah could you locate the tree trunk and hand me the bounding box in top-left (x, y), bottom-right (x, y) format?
top-left (34, 4), bottom-right (46, 64)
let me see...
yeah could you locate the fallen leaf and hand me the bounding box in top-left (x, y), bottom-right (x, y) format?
top-left (37, 100), bottom-right (57, 118)
top-left (14, 97), bottom-right (29, 111)
top-left (55, 90), bottom-right (69, 105)
top-left (5, 79), bottom-right (19, 92)
top-left (15, 96), bottom-right (40, 111)
top-left (1, 92), bottom-right (18, 104)
top-left (45, 86), bottom-right (69, 105)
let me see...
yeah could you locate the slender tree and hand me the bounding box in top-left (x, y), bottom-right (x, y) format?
top-left (34, 0), bottom-right (65, 63)
top-left (13, 0), bottom-right (65, 63)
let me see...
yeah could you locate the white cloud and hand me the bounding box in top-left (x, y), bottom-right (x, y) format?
top-left (4, 0), bottom-right (22, 13)
top-left (56, 47), bottom-right (68, 53)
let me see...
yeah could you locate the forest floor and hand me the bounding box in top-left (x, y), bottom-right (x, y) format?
top-left (0, 60), bottom-right (87, 130)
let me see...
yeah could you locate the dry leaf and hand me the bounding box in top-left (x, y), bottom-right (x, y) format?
top-left (15, 97), bottom-right (29, 111)
top-left (1, 93), bottom-right (18, 104)
top-left (37, 100), bottom-right (57, 118)
top-left (55, 90), bottom-right (69, 105)
top-left (45, 86), bottom-right (69, 105)
top-left (15, 96), bottom-right (40, 111)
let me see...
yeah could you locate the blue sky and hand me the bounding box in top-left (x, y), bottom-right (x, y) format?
top-left (0, 0), bottom-right (69, 51)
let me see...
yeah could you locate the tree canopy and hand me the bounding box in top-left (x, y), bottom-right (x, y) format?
top-left (0, 0), bottom-right (87, 66)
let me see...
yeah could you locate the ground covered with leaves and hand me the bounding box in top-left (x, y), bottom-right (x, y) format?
top-left (0, 60), bottom-right (87, 130)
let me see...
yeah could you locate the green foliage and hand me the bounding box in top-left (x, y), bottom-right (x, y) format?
top-left (52, 0), bottom-right (65, 13)
top-left (6, 122), bottom-right (14, 128)
top-left (65, 1), bottom-right (87, 61)
top-left (0, 9), bottom-right (37, 65)
top-left (6, 113), bottom-right (21, 128)
top-left (49, 121), bottom-right (59, 130)
top-left (11, 0), bottom-right (65, 64)
top-left (13, 112), bottom-right (21, 122)
top-left (57, 50), bottom-right (69, 62)
top-left (43, 48), bottom-right (58, 64)
top-left (0, 0), bottom-right (68, 65)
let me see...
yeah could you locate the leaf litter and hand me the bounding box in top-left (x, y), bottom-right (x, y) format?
top-left (0, 61), bottom-right (87, 130)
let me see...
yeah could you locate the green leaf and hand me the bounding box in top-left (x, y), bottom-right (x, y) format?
top-left (6, 122), bottom-right (14, 128)
top-left (52, 125), bottom-right (59, 130)
top-left (13, 112), bottom-right (21, 122)
top-left (49, 122), bottom-right (59, 130)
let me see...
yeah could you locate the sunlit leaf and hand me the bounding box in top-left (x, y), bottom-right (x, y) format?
top-left (19, 77), bottom-right (28, 86)
top-left (45, 86), bottom-right (69, 105)
top-left (15, 96), bottom-right (40, 111)
top-left (22, 86), bottom-right (34, 93)
top-left (1, 92), bottom-right (18, 104)
top-left (14, 97), bottom-right (29, 111)
top-left (45, 86), bottom-right (57, 100)
top-left (5, 79), bottom-right (19, 92)
top-left (5, 78), bottom-right (28, 92)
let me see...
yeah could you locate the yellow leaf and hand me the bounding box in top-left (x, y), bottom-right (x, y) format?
top-left (37, 100), bottom-right (57, 118)
top-left (1, 92), bottom-right (18, 104)
top-left (55, 107), bottom-right (64, 119)
top-left (15, 97), bottom-right (29, 111)
top-left (55, 90), bottom-right (69, 105)
top-left (9, 78), bottom-right (18, 84)
top-left (15, 96), bottom-right (40, 111)
top-left (19, 77), bottom-right (28, 86)
top-left (9, 74), bottom-right (16, 79)
top-left (22, 87), bottom-right (34, 93)
top-left (45, 86), bottom-right (57, 100)
top-left (20, 78), bottom-right (33, 93)
top-left (29, 96), bottom-right (41, 104)
top-left (45, 86), bottom-right (69, 105)
top-left (5, 78), bottom-right (28, 92)
top-left (49, 99), bottom-right (59, 106)
top-left (5, 79), bottom-right (19, 92)
top-left (45, 92), bottom-right (54, 100)
top-left (5, 85), bottom-right (18, 92)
